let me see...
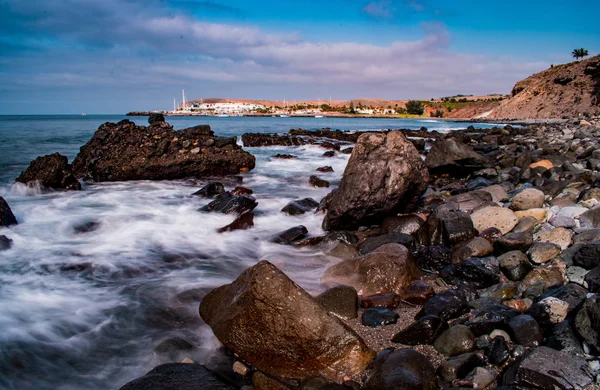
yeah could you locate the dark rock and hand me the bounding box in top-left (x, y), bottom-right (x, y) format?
top-left (494, 230), bottom-right (534, 253)
top-left (154, 337), bottom-right (194, 355)
top-left (0, 197), bottom-right (17, 227)
top-left (200, 193), bottom-right (258, 214)
top-left (273, 153), bottom-right (297, 159)
top-left (217, 210), bottom-right (254, 233)
top-left (544, 320), bottom-right (584, 354)
top-left (381, 214), bottom-right (424, 235)
top-left (573, 241), bottom-right (600, 269)
top-left (270, 225), bottom-right (308, 244)
top-left (363, 349), bottom-right (436, 390)
top-left (438, 352), bottom-right (485, 382)
top-left (322, 243), bottom-right (421, 296)
top-left (499, 250), bottom-right (533, 281)
top-left (322, 150), bottom-right (336, 157)
top-left (241, 132), bottom-right (305, 147)
top-left (391, 315), bottom-right (448, 345)
top-left (434, 325), bottom-right (475, 356)
top-left (574, 295), bottom-right (600, 354)
top-left (512, 216), bottom-right (539, 233)
top-left (414, 244), bottom-right (451, 273)
top-left (72, 120), bottom-right (254, 181)
top-left (73, 221), bottom-right (101, 234)
top-left (148, 112), bottom-right (165, 124)
top-left (584, 265), bottom-right (600, 292)
top-left (402, 280), bottom-right (434, 305)
top-left (281, 198), bottom-right (320, 215)
top-left (231, 186), bottom-right (253, 196)
top-left (501, 346), bottom-right (594, 389)
top-left (300, 377), bottom-right (348, 390)
top-left (425, 138), bottom-right (488, 176)
top-left (479, 282), bottom-right (518, 300)
top-left (574, 228), bottom-right (600, 244)
top-left (361, 308), bottom-right (399, 328)
top-left (466, 300), bottom-right (520, 336)
top-left (323, 131), bottom-right (428, 231)
top-left (316, 166), bottom-right (334, 173)
top-left (192, 182), bottom-right (226, 198)
top-left (440, 257), bottom-right (501, 289)
top-left (119, 363), bottom-right (235, 390)
top-left (416, 289), bottom-right (469, 321)
top-left (199, 261), bottom-right (375, 382)
top-left (443, 190), bottom-right (493, 213)
top-left (308, 175), bottom-right (329, 188)
top-left (508, 315), bottom-right (543, 347)
top-left (417, 210), bottom-right (476, 247)
top-left (16, 153), bottom-right (81, 190)
top-left (451, 237), bottom-right (494, 263)
top-left (322, 231), bottom-right (358, 246)
top-left (357, 232), bottom-right (414, 254)
top-left (316, 285), bottom-right (358, 320)
top-left (0, 235), bottom-right (13, 251)
top-left (539, 284), bottom-right (588, 313)
top-left (487, 336), bottom-right (510, 366)
top-left (580, 207), bottom-right (600, 229)
top-left (340, 147), bottom-right (353, 154)
top-left (360, 292), bottom-right (401, 310)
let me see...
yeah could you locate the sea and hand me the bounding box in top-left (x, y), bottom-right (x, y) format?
top-left (0, 115), bottom-right (500, 389)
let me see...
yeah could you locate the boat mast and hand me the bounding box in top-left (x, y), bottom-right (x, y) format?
top-left (182, 89), bottom-right (186, 110)
top-left (173, 98), bottom-right (176, 112)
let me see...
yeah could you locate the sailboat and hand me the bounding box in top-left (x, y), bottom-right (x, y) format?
top-left (280, 98), bottom-right (289, 117)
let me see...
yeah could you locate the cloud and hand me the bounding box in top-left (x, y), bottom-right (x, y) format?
top-left (404, 0), bottom-right (426, 12)
top-left (362, 1), bottom-right (395, 19)
top-left (0, 0), bottom-right (548, 113)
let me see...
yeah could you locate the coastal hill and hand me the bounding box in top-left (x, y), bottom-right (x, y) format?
top-left (490, 54), bottom-right (600, 119)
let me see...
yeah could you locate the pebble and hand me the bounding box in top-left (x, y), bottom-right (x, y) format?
top-left (510, 188), bottom-right (545, 210)
top-left (471, 206), bottom-right (519, 235)
top-left (527, 242), bottom-right (562, 264)
top-left (534, 227), bottom-right (573, 250)
top-left (514, 208), bottom-right (548, 222)
top-left (361, 308), bottom-right (399, 328)
top-left (530, 297), bottom-right (569, 325)
top-left (434, 325), bottom-right (475, 357)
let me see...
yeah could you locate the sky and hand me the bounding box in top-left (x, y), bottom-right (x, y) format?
top-left (0, 0), bottom-right (598, 114)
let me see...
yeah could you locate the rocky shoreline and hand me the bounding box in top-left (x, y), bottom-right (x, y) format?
top-left (6, 116), bottom-right (600, 389)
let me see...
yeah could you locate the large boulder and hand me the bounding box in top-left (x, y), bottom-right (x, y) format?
top-left (322, 243), bottom-right (421, 296)
top-left (363, 349), bottom-right (436, 390)
top-left (322, 131), bottom-right (428, 231)
top-left (72, 120), bottom-right (255, 181)
top-left (0, 197), bottom-right (17, 227)
top-left (425, 138), bottom-right (488, 176)
top-left (199, 261), bottom-right (375, 383)
top-left (16, 153), bottom-right (81, 190)
top-left (119, 363), bottom-right (235, 390)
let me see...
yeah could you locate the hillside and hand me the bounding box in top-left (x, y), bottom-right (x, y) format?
top-left (490, 55), bottom-right (600, 119)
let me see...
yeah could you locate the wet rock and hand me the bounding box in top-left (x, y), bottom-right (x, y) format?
top-left (402, 280), bottom-right (434, 305)
top-left (363, 349), bottom-right (436, 390)
top-left (273, 153), bottom-right (297, 159)
top-left (270, 225), bottom-right (308, 244)
top-left (316, 166), bottom-right (334, 173)
top-left (154, 337), bottom-right (195, 356)
top-left (479, 282), bottom-right (518, 300)
top-left (494, 230), bottom-right (534, 253)
top-left (478, 227), bottom-right (503, 243)
top-left (200, 193), bottom-right (258, 214)
top-left (545, 320), bottom-right (584, 354)
top-left (584, 265), bottom-right (600, 292)
top-left (539, 284), bottom-right (588, 313)
top-left (501, 346), bottom-right (594, 389)
top-left (508, 315), bottom-right (543, 347)
top-left (512, 215), bottom-right (539, 233)
top-left (281, 198), bottom-right (320, 215)
top-left (415, 245), bottom-right (451, 273)
top-left (316, 285), bottom-right (358, 320)
top-left (434, 325), bottom-right (475, 356)
top-left (231, 186), bottom-right (253, 196)
top-left (519, 261), bottom-right (567, 294)
top-left (573, 241), bottom-right (600, 269)
top-left (119, 363), bottom-right (235, 390)
top-left (192, 182), bottom-right (226, 198)
top-left (580, 207), bottom-right (600, 229)
top-left (73, 221), bottom-right (101, 234)
top-left (309, 175), bottom-right (329, 188)
top-left (487, 336), bottom-right (510, 366)
top-left (417, 209), bottom-right (476, 247)
top-left (527, 242), bottom-right (561, 264)
top-left (466, 299), bottom-right (520, 336)
top-left (381, 214), bottom-right (424, 235)
top-left (73, 120), bottom-right (254, 181)
top-left (0, 235), bottom-right (13, 251)
top-left (300, 377), bottom-right (348, 390)
top-left (328, 243), bottom-right (359, 260)
top-left (425, 138), bottom-right (488, 176)
top-left (451, 237), bottom-right (493, 263)
top-left (471, 206), bottom-right (519, 235)
top-left (323, 131), bottom-right (428, 231)
top-left (574, 295), bottom-right (600, 354)
top-left (439, 352), bottom-right (485, 382)
top-left (361, 308), bottom-right (399, 328)
top-left (360, 292), bottom-right (401, 310)
top-left (465, 367), bottom-right (496, 389)
top-left (391, 315), bottom-right (448, 345)
top-left (322, 150), bottom-right (336, 157)
top-left (499, 251), bottom-right (533, 281)
top-left (218, 210), bottom-right (254, 233)
top-left (357, 232), bottom-right (414, 254)
top-left (440, 257), bottom-right (501, 289)
top-left (416, 289), bottom-right (469, 321)
top-left (534, 227), bottom-right (572, 250)
top-left (16, 153), bottom-right (81, 191)
top-left (322, 243), bottom-right (421, 296)
top-left (199, 261), bottom-right (375, 382)
top-left (530, 297), bottom-right (569, 326)
top-left (503, 298), bottom-right (532, 312)
top-left (0, 197), bottom-right (17, 227)
top-left (510, 188), bottom-right (545, 211)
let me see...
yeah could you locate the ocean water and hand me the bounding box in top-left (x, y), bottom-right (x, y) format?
top-left (0, 115), bottom-right (499, 389)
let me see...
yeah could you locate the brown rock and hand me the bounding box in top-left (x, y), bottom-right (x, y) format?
top-left (309, 175), bottom-right (329, 188)
top-left (529, 160), bottom-right (553, 170)
top-left (471, 206), bottom-right (519, 234)
top-left (360, 292), bottom-right (402, 310)
top-left (402, 280), bottom-right (435, 305)
top-left (514, 208), bottom-right (548, 222)
top-left (16, 153), bottom-right (81, 191)
top-left (217, 210), bottom-right (254, 233)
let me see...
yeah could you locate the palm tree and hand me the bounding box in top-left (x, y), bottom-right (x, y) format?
top-left (572, 48), bottom-right (589, 61)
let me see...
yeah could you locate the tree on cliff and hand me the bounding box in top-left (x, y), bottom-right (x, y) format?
top-left (572, 48), bottom-right (589, 61)
top-left (405, 100), bottom-right (425, 115)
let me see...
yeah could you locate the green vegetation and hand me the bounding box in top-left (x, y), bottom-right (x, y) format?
top-left (572, 48), bottom-right (589, 61)
top-left (405, 100), bottom-right (425, 115)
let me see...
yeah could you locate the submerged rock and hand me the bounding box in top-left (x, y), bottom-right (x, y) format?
top-left (323, 131), bottom-right (428, 231)
top-left (0, 197), bottom-right (18, 227)
top-left (281, 198), bottom-right (320, 215)
top-left (309, 175), bottom-right (329, 188)
top-left (16, 153), bottom-right (81, 190)
top-left (192, 182), bottom-right (226, 198)
top-left (72, 120), bottom-right (254, 181)
top-left (217, 210), bottom-right (254, 233)
top-left (199, 261), bottom-right (375, 382)
top-left (270, 225), bottom-right (308, 244)
top-left (0, 235), bottom-right (13, 251)
top-left (200, 193), bottom-right (258, 214)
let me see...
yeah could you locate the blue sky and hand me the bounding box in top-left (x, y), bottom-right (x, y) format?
top-left (0, 0), bottom-right (598, 114)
